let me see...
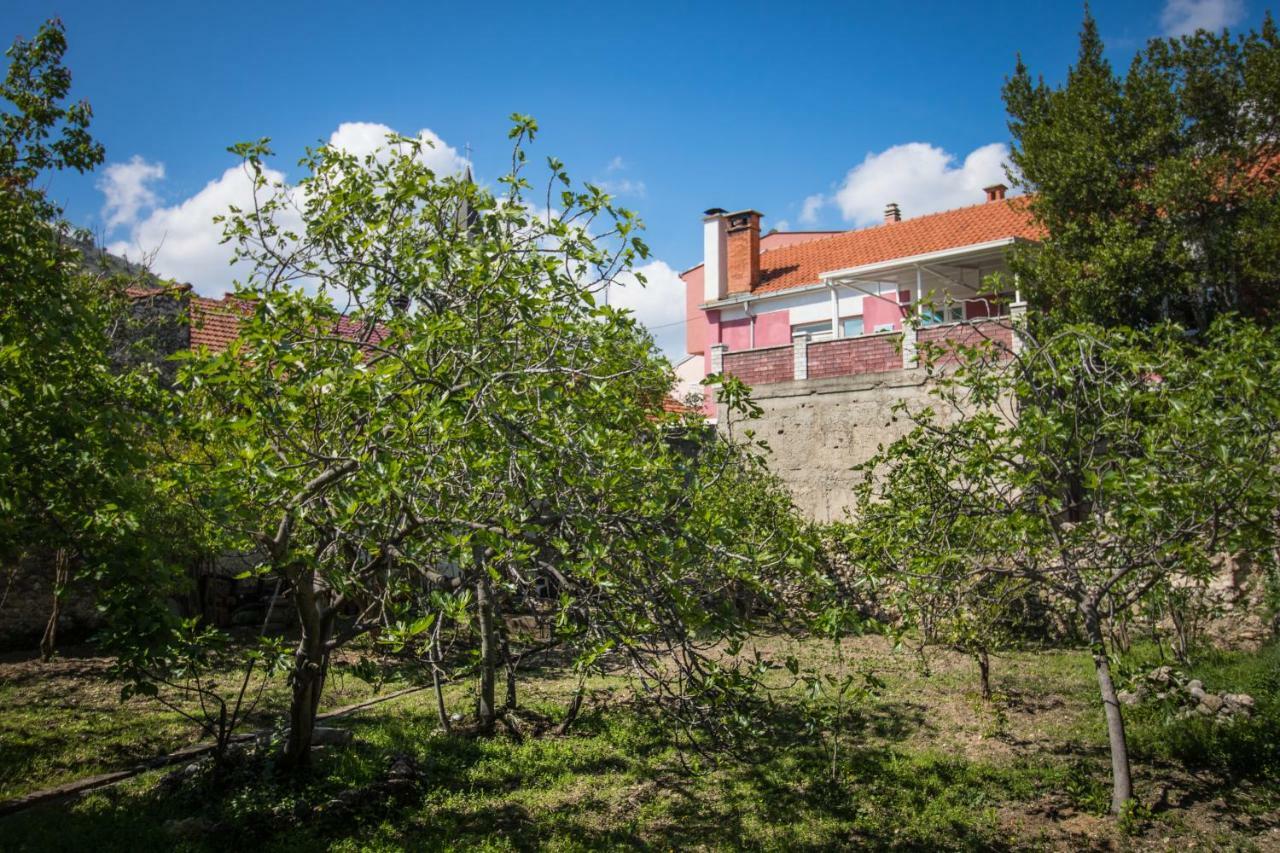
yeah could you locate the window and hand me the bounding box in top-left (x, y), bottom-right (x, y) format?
top-left (920, 304), bottom-right (964, 326)
top-left (791, 320), bottom-right (832, 340)
top-left (841, 316), bottom-right (864, 337)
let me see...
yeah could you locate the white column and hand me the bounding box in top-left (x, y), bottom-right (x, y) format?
top-left (703, 214), bottom-right (728, 301)
top-left (829, 285), bottom-right (840, 338)
top-left (902, 267), bottom-right (923, 369)
top-left (710, 342), bottom-right (727, 376)
top-left (792, 331), bottom-right (810, 380)
top-left (1010, 301), bottom-right (1028, 355)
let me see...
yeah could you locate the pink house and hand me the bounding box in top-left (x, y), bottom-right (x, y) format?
top-left (680, 186), bottom-right (1043, 416)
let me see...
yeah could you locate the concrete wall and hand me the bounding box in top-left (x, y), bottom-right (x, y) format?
top-left (720, 367), bottom-right (941, 522)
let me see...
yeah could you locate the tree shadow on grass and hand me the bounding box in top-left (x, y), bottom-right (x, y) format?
top-left (0, 698), bottom-right (1069, 852)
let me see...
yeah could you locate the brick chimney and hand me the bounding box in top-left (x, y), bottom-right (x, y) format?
top-left (725, 210), bottom-right (762, 295)
top-left (983, 183), bottom-right (1007, 202)
top-left (884, 202), bottom-right (901, 223)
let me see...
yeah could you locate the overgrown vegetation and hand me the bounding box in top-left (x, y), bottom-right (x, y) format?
top-left (3, 9), bottom-right (1280, 851)
top-left (3, 636), bottom-right (1278, 850)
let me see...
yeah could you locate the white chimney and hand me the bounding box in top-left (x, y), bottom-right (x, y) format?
top-left (703, 208), bottom-right (728, 302)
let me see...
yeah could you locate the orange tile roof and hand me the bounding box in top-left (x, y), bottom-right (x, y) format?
top-left (127, 288), bottom-right (385, 353)
top-left (187, 295), bottom-right (387, 353)
top-left (752, 197), bottom-right (1042, 295)
top-left (661, 396), bottom-right (699, 415)
top-left (188, 295), bottom-right (252, 352)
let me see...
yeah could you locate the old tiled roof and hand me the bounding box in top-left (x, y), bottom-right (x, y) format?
top-left (187, 295), bottom-right (388, 352)
top-left (753, 197), bottom-right (1042, 295)
top-left (661, 396), bottom-right (699, 415)
top-left (126, 288), bottom-right (386, 353)
top-left (189, 295), bottom-right (251, 352)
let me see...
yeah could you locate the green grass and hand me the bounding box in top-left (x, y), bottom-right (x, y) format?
top-left (2, 636), bottom-right (1278, 851)
top-left (0, 649), bottom-right (405, 800)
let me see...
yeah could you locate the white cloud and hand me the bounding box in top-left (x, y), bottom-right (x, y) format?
top-left (97, 155), bottom-right (165, 231)
top-left (599, 177), bottom-right (647, 198)
top-left (103, 122), bottom-right (468, 294)
top-left (327, 122), bottom-right (469, 175)
top-left (101, 122), bottom-right (688, 354)
top-left (828, 142), bottom-right (1010, 227)
top-left (107, 161), bottom-right (296, 293)
top-left (1161, 0), bottom-right (1245, 36)
top-left (597, 155), bottom-right (646, 198)
top-left (798, 193), bottom-right (825, 226)
top-left (607, 259), bottom-right (687, 357)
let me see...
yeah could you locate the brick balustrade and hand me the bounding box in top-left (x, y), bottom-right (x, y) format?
top-left (808, 332), bottom-right (903, 379)
top-left (721, 344), bottom-right (794, 387)
top-left (918, 320), bottom-right (1014, 366)
top-left (717, 319), bottom-right (1017, 387)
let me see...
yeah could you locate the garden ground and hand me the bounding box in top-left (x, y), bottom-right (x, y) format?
top-left (1, 634), bottom-right (1277, 851)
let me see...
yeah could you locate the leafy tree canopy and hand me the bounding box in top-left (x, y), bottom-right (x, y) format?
top-left (1004, 10), bottom-right (1280, 328)
top-left (845, 319), bottom-right (1280, 813)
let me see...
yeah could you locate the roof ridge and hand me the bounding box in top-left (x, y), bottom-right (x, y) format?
top-left (759, 196), bottom-right (1029, 263)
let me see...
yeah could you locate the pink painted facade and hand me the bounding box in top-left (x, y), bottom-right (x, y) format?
top-left (677, 191), bottom-right (1037, 415)
top-left (683, 264), bottom-right (706, 357)
top-left (863, 291), bottom-right (911, 332)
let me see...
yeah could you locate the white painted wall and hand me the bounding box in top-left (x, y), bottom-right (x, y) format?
top-left (672, 354), bottom-right (706, 402)
top-left (703, 215), bottom-right (728, 302)
top-left (715, 281), bottom-right (900, 327)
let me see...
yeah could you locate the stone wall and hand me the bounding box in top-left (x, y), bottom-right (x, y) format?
top-left (0, 553), bottom-right (100, 649)
top-left (113, 288), bottom-right (192, 385)
top-left (1, 289), bottom-right (193, 650)
top-left (721, 366), bottom-right (939, 522)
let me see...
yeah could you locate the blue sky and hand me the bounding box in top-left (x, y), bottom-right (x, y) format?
top-left (2, 0), bottom-right (1272, 355)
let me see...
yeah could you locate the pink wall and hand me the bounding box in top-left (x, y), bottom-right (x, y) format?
top-left (719, 317), bottom-right (752, 351)
top-left (707, 310), bottom-right (792, 352)
top-left (863, 291), bottom-right (909, 332)
top-left (754, 309), bottom-right (791, 347)
top-left (682, 266), bottom-right (706, 355)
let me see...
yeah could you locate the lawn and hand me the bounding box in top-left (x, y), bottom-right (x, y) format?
top-left (1, 635), bottom-right (1277, 851)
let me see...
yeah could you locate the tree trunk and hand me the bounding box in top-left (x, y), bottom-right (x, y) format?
top-left (283, 570), bottom-right (331, 769)
top-left (431, 623), bottom-right (451, 734)
top-left (977, 648), bottom-right (992, 701)
top-left (554, 683), bottom-right (585, 736)
top-left (1083, 601), bottom-right (1133, 814)
top-left (39, 549), bottom-right (70, 662)
top-left (475, 560), bottom-right (498, 736)
top-left (501, 627), bottom-right (517, 710)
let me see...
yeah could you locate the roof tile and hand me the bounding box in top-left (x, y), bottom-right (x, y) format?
top-left (752, 197), bottom-right (1042, 295)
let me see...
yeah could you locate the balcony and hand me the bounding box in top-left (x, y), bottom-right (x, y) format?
top-left (715, 315), bottom-right (1020, 388)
